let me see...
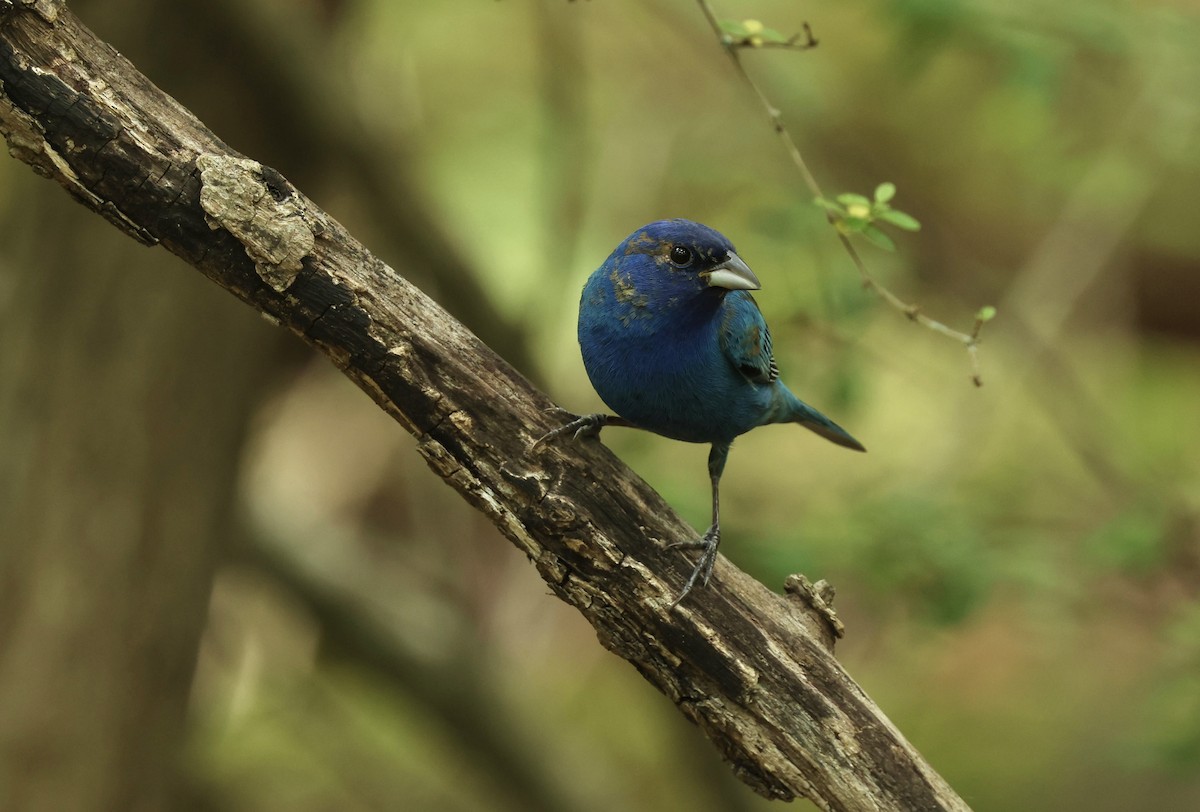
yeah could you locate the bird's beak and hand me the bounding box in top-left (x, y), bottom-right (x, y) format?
top-left (705, 251), bottom-right (761, 291)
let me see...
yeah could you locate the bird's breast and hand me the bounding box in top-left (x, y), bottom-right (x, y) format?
top-left (577, 290), bottom-right (770, 443)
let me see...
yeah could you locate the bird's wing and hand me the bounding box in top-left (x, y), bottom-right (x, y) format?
top-left (718, 291), bottom-right (779, 385)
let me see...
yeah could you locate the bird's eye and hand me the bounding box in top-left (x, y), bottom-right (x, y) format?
top-left (669, 245), bottom-right (693, 266)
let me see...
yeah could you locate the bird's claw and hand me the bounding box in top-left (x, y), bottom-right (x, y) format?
top-left (530, 411), bottom-right (607, 452)
top-left (668, 525), bottom-right (720, 609)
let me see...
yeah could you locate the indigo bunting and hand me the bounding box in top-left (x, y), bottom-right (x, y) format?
top-left (537, 219), bottom-right (864, 606)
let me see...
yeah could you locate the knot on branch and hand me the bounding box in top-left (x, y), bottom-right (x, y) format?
top-left (197, 153), bottom-right (325, 292)
top-left (784, 574), bottom-right (845, 645)
top-left (0, 0), bottom-right (62, 23)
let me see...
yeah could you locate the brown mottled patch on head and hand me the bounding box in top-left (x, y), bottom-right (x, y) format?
top-left (610, 267), bottom-right (649, 309)
top-left (623, 231), bottom-right (659, 255)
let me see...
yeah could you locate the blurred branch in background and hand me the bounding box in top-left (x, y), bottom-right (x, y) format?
top-left (0, 156), bottom-right (280, 811)
top-left (240, 530), bottom-right (582, 812)
top-left (696, 0), bottom-right (993, 385)
top-left (999, 22), bottom-right (1200, 491)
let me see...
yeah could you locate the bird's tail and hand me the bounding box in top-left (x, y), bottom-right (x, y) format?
top-left (776, 388), bottom-right (866, 452)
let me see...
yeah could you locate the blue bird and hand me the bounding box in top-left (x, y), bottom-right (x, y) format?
top-left (536, 219), bottom-right (865, 606)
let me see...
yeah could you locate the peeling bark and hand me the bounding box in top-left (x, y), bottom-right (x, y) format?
top-left (0, 4), bottom-right (972, 810)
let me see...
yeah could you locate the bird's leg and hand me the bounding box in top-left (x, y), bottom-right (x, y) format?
top-left (668, 442), bottom-right (730, 608)
top-left (530, 410), bottom-right (636, 451)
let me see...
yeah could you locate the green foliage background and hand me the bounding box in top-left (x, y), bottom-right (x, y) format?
top-left (4, 0), bottom-right (1200, 810)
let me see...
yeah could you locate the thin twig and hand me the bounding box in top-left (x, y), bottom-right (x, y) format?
top-left (696, 1), bottom-right (986, 386)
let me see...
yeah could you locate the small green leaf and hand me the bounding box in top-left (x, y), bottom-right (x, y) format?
top-left (842, 216), bottom-right (869, 232)
top-left (719, 19), bottom-right (749, 37)
top-left (975, 305), bottom-right (997, 322)
top-left (836, 193), bottom-right (871, 208)
top-left (874, 182), bottom-right (896, 203)
top-left (879, 209), bottom-right (921, 231)
top-left (861, 225), bottom-right (896, 251)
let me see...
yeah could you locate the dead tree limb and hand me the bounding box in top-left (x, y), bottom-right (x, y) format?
top-left (0, 3), bottom-right (971, 810)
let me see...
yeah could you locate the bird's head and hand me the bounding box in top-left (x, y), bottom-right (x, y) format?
top-left (611, 219), bottom-right (761, 298)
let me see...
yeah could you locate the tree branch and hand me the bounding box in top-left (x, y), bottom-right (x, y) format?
top-left (0, 3), bottom-right (970, 810)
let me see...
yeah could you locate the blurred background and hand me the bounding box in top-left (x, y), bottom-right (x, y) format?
top-left (2, 0), bottom-right (1199, 810)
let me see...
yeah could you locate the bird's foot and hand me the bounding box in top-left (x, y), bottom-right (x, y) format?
top-left (530, 410), bottom-right (608, 452)
top-left (667, 524), bottom-right (720, 609)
